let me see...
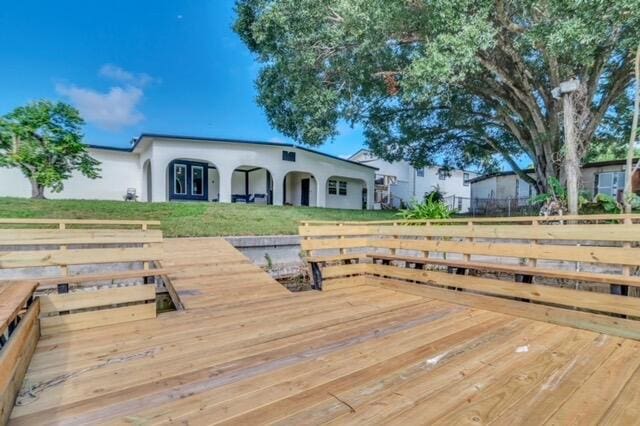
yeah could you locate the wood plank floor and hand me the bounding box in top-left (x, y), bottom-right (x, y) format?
top-left (158, 238), bottom-right (289, 309)
top-left (9, 239), bottom-right (640, 425)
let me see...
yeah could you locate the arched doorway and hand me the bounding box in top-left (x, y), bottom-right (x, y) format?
top-left (231, 165), bottom-right (273, 204)
top-left (283, 171), bottom-right (317, 207)
top-left (166, 159), bottom-right (219, 201)
top-left (142, 160), bottom-right (152, 202)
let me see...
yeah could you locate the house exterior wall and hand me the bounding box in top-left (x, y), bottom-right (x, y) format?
top-left (349, 150), bottom-right (477, 211)
top-left (470, 177), bottom-right (497, 199)
top-left (147, 138), bottom-right (374, 208)
top-left (495, 175), bottom-right (519, 199)
top-left (581, 164), bottom-right (625, 196)
top-left (0, 149), bottom-right (141, 200)
top-left (0, 137), bottom-right (375, 209)
top-left (325, 177), bottom-right (365, 209)
top-left (470, 162), bottom-right (640, 203)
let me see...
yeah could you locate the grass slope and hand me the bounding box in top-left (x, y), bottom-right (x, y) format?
top-left (0, 197), bottom-right (397, 237)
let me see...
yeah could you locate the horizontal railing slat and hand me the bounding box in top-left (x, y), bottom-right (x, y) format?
top-left (371, 238), bottom-right (640, 266)
top-left (300, 224), bottom-right (640, 242)
top-left (0, 218), bottom-right (160, 226)
top-left (0, 246), bottom-right (163, 269)
top-left (39, 285), bottom-right (155, 314)
top-left (0, 229), bottom-right (162, 246)
top-left (299, 213), bottom-right (640, 226)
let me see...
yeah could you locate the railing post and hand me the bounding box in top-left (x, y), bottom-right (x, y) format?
top-left (389, 222), bottom-right (398, 256)
top-left (612, 217), bottom-right (632, 297)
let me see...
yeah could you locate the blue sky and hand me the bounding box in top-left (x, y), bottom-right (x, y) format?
top-left (0, 0), bottom-right (364, 158)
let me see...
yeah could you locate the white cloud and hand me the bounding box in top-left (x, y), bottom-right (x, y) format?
top-left (99, 64), bottom-right (157, 87)
top-left (56, 83), bottom-right (144, 131)
top-left (56, 64), bottom-right (157, 132)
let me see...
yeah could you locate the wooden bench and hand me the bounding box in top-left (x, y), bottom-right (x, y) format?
top-left (299, 214), bottom-right (640, 339)
top-left (0, 219), bottom-right (165, 336)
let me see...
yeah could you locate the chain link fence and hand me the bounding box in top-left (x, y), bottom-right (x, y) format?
top-left (444, 196), bottom-right (539, 217)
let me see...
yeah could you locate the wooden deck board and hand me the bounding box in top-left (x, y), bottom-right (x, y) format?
top-left (9, 238), bottom-right (640, 424)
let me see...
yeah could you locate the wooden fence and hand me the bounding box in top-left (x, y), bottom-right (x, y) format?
top-left (299, 214), bottom-right (640, 339)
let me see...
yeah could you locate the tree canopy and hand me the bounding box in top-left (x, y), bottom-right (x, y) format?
top-left (0, 100), bottom-right (100, 198)
top-left (235, 0), bottom-right (640, 193)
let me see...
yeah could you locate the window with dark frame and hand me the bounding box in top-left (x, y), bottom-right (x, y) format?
top-left (416, 168), bottom-right (424, 177)
top-left (174, 164), bottom-right (187, 195)
top-left (328, 180), bottom-right (337, 195)
top-left (282, 150), bottom-right (296, 162)
top-left (191, 166), bottom-right (204, 196)
top-left (438, 170), bottom-right (447, 180)
top-left (338, 181), bottom-right (347, 196)
top-left (463, 172), bottom-right (469, 186)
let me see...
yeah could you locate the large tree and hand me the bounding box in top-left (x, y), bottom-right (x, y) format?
top-left (235, 0), bottom-right (640, 195)
top-left (0, 100), bottom-right (101, 199)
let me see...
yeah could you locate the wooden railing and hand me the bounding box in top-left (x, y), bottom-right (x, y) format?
top-left (0, 281), bottom-right (39, 424)
top-left (299, 215), bottom-right (640, 339)
top-left (300, 213), bottom-right (640, 226)
top-left (0, 218), bottom-right (160, 229)
top-left (0, 219), bottom-right (167, 336)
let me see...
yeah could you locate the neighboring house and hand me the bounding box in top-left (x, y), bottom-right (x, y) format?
top-left (470, 158), bottom-right (640, 208)
top-left (0, 133), bottom-right (377, 210)
top-left (349, 149), bottom-right (477, 211)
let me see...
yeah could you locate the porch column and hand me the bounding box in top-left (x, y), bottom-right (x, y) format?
top-left (218, 166), bottom-right (233, 203)
top-left (366, 177), bottom-right (375, 210)
top-left (271, 173), bottom-right (284, 206)
top-left (316, 176), bottom-right (327, 208)
top-left (151, 162), bottom-right (167, 202)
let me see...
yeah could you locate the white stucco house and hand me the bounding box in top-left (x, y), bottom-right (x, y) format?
top-left (0, 133), bottom-right (377, 210)
top-left (349, 149), bottom-right (477, 211)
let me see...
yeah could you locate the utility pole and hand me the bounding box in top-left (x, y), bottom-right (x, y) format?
top-left (552, 78), bottom-right (581, 215)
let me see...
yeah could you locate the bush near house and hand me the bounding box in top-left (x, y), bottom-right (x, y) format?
top-left (0, 197), bottom-right (397, 237)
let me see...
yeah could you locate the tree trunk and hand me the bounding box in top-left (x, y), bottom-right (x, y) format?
top-left (562, 93), bottom-right (580, 215)
top-left (624, 45), bottom-right (640, 213)
top-left (29, 178), bottom-right (45, 199)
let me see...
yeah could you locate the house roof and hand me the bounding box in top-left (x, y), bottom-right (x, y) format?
top-left (468, 158), bottom-right (640, 184)
top-left (87, 133), bottom-right (378, 170)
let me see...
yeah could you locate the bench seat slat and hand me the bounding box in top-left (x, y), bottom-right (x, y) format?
top-left (367, 254), bottom-right (640, 287)
top-left (32, 268), bottom-right (175, 290)
top-left (0, 282), bottom-right (37, 335)
top-left (305, 254), bottom-right (366, 263)
top-left (367, 264), bottom-right (640, 317)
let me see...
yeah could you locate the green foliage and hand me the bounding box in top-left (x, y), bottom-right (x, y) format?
top-left (592, 193), bottom-right (622, 213)
top-left (529, 177), bottom-right (567, 206)
top-left (397, 192), bottom-right (453, 220)
top-left (423, 186), bottom-right (445, 203)
top-left (530, 176), bottom-right (594, 214)
top-left (235, 0), bottom-right (640, 192)
top-left (0, 100), bottom-right (100, 198)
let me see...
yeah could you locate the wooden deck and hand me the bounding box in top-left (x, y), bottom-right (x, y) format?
top-left (158, 238), bottom-right (288, 309)
top-left (9, 239), bottom-right (640, 424)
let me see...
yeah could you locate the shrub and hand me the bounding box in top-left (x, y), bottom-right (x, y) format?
top-left (397, 192), bottom-right (453, 220)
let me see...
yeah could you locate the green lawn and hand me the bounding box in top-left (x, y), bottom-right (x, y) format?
top-left (0, 197), bottom-right (398, 237)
